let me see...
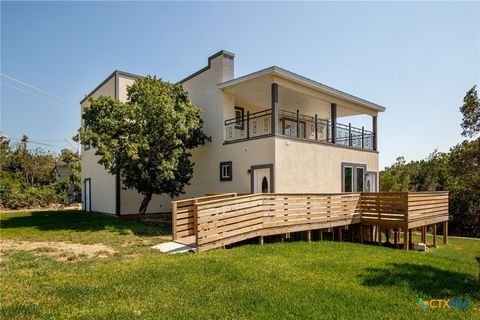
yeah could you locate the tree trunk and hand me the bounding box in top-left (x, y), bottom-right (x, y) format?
top-left (138, 192), bottom-right (152, 219)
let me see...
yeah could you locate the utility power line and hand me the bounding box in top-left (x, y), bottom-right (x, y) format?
top-left (1, 81), bottom-right (64, 106)
top-left (0, 73), bottom-right (64, 100)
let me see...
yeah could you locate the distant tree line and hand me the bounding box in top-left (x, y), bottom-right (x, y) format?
top-left (380, 86), bottom-right (479, 238)
top-left (0, 135), bottom-right (81, 210)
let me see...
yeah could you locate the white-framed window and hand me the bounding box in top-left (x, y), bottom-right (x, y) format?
top-left (220, 161), bottom-right (232, 181)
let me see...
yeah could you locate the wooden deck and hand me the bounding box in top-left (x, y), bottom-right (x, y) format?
top-left (172, 192), bottom-right (449, 252)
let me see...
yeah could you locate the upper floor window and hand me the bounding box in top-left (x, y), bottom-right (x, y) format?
top-left (235, 106), bottom-right (244, 129)
top-left (281, 118), bottom-right (306, 139)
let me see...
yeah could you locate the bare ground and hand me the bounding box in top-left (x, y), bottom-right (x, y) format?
top-left (0, 239), bottom-right (116, 262)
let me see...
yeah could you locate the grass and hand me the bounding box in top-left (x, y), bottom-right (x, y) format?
top-left (1, 210), bottom-right (479, 319)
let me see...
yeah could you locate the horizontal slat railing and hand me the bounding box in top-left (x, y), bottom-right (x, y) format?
top-left (171, 193), bottom-right (239, 240)
top-left (194, 193), bottom-right (362, 252)
top-left (173, 192), bottom-right (449, 252)
top-left (359, 192), bottom-right (408, 225)
top-left (407, 192), bottom-right (449, 227)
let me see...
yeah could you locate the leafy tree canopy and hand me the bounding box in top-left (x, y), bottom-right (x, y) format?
top-left (380, 85), bottom-right (480, 237)
top-left (460, 85), bottom-right (480, 138)
top-left (78, 76), bottom-right (209, 214)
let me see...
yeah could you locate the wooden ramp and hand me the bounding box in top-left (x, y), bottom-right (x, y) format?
top-left (171, 192), bottom-right (449, 253)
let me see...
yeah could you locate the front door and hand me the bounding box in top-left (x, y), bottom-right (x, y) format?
top-left (366, 172), bottom-right (377, 192)
top-left (252, 166), bottom-right (272, 193)
top-left (84, 178), bottom-right (91, 212)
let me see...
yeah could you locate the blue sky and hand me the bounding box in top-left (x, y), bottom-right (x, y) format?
top-left (1, 1), bottom-right (479, 168)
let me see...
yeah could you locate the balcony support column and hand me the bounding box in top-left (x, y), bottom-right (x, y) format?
top-left (246, 111), bottom-right (250, 139)
top-left (296, 109), bottom-right (300, 138)
top-left (271, 83), bottom-right (278, 136)
top-left (331, 103), bottom-right (337, 144)
top-left (362, 126), bottom-right (365, 149)
top-left (314, 114), bottom-right (318, 141)
top-left (372, 115), bottom-right (378, 151)
top-left (348, 123), bottom-right (352, 146)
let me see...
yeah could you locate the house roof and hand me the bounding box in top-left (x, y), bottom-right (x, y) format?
top-left (80, 70), bottom-right (143, 104)
top-left (217, 66), bottom-right (386, 112)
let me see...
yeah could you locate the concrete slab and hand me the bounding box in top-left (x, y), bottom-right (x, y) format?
top-left (151, 241), bottom-right (196, 254)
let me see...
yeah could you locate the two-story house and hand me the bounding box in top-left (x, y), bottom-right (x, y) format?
top-left (80, 50), bottom-right (385, 215)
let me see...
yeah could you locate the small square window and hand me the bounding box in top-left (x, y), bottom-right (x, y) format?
top-left (235, 106), bottom-right (244, 129)
top-left (220, 161), bottom-right (232, 181)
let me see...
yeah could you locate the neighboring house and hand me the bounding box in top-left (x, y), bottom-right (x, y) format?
top-left (80, 50), bottom-right (385, 215)
top-left (54, 160), bottom-right (72, 181)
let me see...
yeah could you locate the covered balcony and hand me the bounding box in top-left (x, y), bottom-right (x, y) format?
top-left (219, 66), bottom-right (385, 151)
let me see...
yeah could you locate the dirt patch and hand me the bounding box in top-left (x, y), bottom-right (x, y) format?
top-left (0, 239), bottom-right (115, 262)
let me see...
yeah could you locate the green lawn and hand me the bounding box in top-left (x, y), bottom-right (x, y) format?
top-left (1, 210), bottom-right (479, 319)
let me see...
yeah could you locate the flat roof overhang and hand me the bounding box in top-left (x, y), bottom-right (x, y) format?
top-left (217, 66), bottom-right (386, 117)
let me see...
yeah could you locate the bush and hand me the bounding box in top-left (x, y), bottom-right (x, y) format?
top-left (0, 173), bottom-right (67, 209)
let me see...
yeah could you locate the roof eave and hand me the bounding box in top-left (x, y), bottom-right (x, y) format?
top-left (218, 66), bottom-right (386, 113)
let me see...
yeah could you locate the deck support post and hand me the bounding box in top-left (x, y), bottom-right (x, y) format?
top-left (433, 224), bottom-right (437, 247)
top-left (408, 229), bottom-right (412, 249)
top-left (421, 226), bottom-right (426, 243)
top-left (443, 221), bottom-right (448, 244)
top-left (172, 202), bottom-right (178, 240)
top-left (370, 226), bottom-right (374, 242)
top-left (259, 235), bottom-right (264, 245)
top-left (378, 227), bottom-right (382, 246)
top-left (319, 230), bottom-right (323, 241)
top-left (338, 228), bottom-right (342, 242)
top-left (386, 229), bottom-right (390, 243)
top-left (360, 225), bottom-right (364, 243)
top-left (307, 230), bottom-right (312, 243)
top-left (403, 228), bottom-right (409, 250)
top-left (394, 228), bottom-right (398, 247)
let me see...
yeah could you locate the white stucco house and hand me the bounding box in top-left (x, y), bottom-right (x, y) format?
top-left (80, 50), bottom-right (385, 215)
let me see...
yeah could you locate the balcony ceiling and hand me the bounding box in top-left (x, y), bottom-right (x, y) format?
top-left (218, 66), bottom-right (386, 117)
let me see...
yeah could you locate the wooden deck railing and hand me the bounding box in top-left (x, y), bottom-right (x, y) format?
top-left (172, 191), bottom-right (449, 252)
top-left (171, 193), bottom-right (239, 240)
top-left (193, 193), bottom-right (362, 252)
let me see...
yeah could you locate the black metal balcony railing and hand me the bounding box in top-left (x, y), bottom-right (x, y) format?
top-left (224, 109), bottom-right (375, 151)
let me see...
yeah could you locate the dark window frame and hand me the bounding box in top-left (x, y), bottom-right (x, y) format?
top-left (341, 162), bottom-right (366, 192)
top-left (219, 161), bottom-right (233, 181)
top-left (234, 106), bottom-right (245, 129)
top-left (281, 117), bottom-right (307, 138)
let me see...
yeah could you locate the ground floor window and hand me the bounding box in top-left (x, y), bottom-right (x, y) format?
top-left (342, 163), bottom-right (366, 192)
top-left (344, 166), bottom-right (353, 192)
top-left (220, 161), bottom-right (232, 181)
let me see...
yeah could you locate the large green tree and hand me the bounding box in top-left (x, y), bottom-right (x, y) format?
top-left (380, 85), bottom-right (480, 237)
top-left (460, 85), bottom-right (479, 137)
top-left (78, 76), bottom-right (209, 215)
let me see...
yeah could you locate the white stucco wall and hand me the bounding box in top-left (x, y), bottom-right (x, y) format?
top-left (274, 136), bottom-right (379, 193)
top-left (80, 76), bottom-right (116, 214)
top-left (82, 51), bottom-right (382, 215)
